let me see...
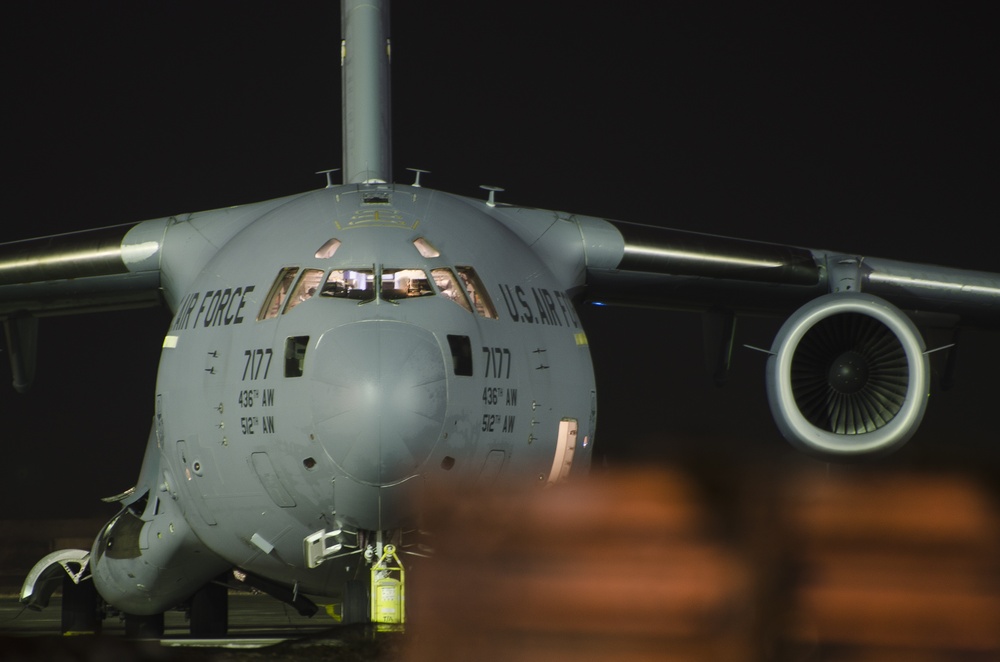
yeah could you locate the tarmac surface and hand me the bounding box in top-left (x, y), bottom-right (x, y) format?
top-left (0, 592), bottom-right (402, 661)
top-left (2, 466), bottom-right (999, 661)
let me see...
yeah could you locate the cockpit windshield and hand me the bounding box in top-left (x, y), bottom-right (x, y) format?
top-left (381, 268), bottom-right (435, 300)
top-left (320, 268), bottom-right (434, 302)
top-left (321, 269), bottom-right (375, 300)
top-left (259, 263), bottom-right (496, 317)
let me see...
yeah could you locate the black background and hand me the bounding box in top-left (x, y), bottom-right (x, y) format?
top-left (4, 2), bottom-right (997, 517)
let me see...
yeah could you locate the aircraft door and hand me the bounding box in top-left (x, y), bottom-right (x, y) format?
top-left (175, 439), bottom-right (217, 526)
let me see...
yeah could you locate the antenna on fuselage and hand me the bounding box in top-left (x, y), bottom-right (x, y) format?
top-left (480, 185), bottom-right (505, 207)
top-left (316, 168), bottom-right (341, 188)
top-left (407, 168), bottom-right (430, 187)
top-left (341, 0), bottom-right (392, 185)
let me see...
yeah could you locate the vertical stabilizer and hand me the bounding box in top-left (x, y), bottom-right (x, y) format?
top-left (341, 0), bottom-right (392, 184)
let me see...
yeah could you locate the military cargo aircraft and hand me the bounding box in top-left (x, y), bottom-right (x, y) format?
top-left (4, 1), bottom-right (998, 635)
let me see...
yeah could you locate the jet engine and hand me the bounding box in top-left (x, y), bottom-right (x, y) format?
top-left (765, 293), bottom-right (930, 457)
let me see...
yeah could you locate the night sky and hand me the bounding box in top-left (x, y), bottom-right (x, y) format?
top-left (4, 2), bottom-right (997, 518)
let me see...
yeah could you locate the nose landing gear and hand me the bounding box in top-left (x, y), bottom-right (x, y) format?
top-left (338, 542), bottom-right (406, 627)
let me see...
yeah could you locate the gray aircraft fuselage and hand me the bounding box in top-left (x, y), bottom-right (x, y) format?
top-left (89, 182), bottom-right (598, 613)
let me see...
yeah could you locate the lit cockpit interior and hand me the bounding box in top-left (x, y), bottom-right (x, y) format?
top-left (256, 235), bottom-right (498, 317)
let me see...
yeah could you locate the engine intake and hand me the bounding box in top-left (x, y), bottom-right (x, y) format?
top-left (766, 293), bottom-right (929, 456)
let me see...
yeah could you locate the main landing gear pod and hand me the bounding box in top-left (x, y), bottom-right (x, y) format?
top-left (766, 293), bottom-right (930, 457)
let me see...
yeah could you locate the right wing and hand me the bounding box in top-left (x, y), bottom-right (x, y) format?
top-left (489, 202), bottom-right (1000, 457)
top-left (0, 193), bottom-right (307, 392)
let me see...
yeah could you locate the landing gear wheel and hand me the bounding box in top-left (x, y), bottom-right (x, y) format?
top-left (124, 612), bottom-right (165, 639)
top-left (342, 579), bottom-right (370, 625)
top-left (60, 574), bottom-right (102, 634)
top-left (189, 580), bottom-right (229, 637)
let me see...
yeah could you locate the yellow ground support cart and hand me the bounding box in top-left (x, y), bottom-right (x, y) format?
top-left (370, 543), bottom-right (404, 630)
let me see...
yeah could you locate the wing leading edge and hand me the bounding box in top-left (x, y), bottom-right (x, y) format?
top-left (483, 203), bottom-right (1000, 322)
top-left (581, 218), bottom-right (1000, 325)
top-left (0, 191), bottom-right (309, 392)
top-left (485, 201), bottom-right (1000, 456)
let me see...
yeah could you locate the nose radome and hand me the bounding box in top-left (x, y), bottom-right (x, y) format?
top-left (310, 321), bottom-right (447, 485)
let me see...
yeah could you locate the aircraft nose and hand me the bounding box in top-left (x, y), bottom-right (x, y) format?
top-left (310, 321), bottom-right (447, 485)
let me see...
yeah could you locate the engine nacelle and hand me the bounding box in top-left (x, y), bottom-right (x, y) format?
top-left (766, 293), bottom-right (930, 457)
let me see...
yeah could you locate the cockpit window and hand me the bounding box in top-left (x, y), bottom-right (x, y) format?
top-left (321, 267), bottom-right (435, 303)
top-left (431, 268), bottom-right (472, 312)
top-left (260, 263), bottom-right (492, 317)
top-left (322, 269), bottom-right (376, 301)
top-left (284, 269), bottom-right (324, 313)
top-left (315, 238), bottom-right (342, 259)
top-left (381, 268), bottom-right (434, 300)
top-left (258, 267), bottom-right (299, 321)
top-left (285, 336), bottom-right (309, 377)
top-left (412, 237), bottom-right (440, 258)
top-left (456, 266), bottom-right (498, 319)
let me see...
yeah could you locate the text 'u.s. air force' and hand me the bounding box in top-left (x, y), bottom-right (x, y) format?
top-left (497, 284), bottom-right (580, 327)
top-left (171, 285), bottom-right (256, 331)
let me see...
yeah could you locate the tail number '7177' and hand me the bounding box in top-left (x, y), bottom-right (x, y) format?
top-left (242, 348), bottom-right (273, 381)
top-left (482, 346), bottom-right (511, 379)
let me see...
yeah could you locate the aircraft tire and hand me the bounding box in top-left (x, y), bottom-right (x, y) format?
top-left (124, 612), bottom-right (165, 639)
top-left (189, 580), bottom-right (229, 637)
top-left (342, 579), bottom-right (370, 625)
top-left (60, 574), bottom-right (102, 635)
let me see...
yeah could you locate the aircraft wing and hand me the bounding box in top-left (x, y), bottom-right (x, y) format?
top-left (488, 204), bottom-right (1000, 323)
top-left (0, 193), bottom-right (307, 392)
top-left (586, 220), bottom-right (1000, 325)
top-left (0, 223), bottom-right (165, 320)
top-left (489, 202), bottom-right (1000, 457)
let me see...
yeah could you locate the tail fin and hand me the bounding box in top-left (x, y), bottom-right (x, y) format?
top-left (341, 0), bottom-right (392, 184)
